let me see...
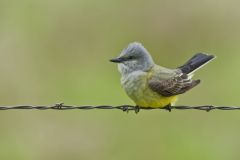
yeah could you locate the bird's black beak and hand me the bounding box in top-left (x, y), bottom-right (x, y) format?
top-left (109, 57), bottom-right (125, 63)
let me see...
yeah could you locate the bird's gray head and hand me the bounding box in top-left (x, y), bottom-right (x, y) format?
top-left (110, 42), bottom-right (155, 75)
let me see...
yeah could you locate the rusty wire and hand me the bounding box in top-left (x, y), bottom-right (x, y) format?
top-left (0, 103), bottom-right (239, 113)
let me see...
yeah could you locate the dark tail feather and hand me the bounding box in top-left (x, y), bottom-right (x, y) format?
top-left (178, 53), bottom-right (215, 74)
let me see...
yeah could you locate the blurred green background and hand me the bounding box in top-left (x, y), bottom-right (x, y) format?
top-left (0, 0), bottom-right (240, 160)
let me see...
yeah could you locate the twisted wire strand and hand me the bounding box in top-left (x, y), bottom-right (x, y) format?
top-left (0, 103), bottom-right (239, 112)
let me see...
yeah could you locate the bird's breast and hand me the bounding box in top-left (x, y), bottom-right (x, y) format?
top-left (121, 71), bottom-right (147, 97)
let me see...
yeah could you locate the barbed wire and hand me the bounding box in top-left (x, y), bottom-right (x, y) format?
top-left (0, 103), bottom-right (240, 113)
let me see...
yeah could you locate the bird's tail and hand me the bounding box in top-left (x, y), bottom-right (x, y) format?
top-left (178, 53), bottom-right (215, 74)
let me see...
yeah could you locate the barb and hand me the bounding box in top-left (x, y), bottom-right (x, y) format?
top-left (0, 103), bottom-right (240, 113)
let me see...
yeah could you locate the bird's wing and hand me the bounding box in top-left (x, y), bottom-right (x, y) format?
top-left (148, 70), bottom-right (200, 97)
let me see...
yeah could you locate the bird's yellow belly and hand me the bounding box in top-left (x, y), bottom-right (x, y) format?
top-left (121, 72), bottom-right (177, 108)
top-left (133, 88), bottom-right (177, 108)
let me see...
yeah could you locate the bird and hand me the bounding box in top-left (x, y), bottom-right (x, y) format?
top-left (110, 42), bottom-right (215, 112)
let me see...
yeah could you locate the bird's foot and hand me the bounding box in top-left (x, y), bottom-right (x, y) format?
top-left (134, 106), bottom-right (140, 114)
top-left (164, 104), bottom-right (172, 112)
top-left (122, 105), bottom-right (140, 114)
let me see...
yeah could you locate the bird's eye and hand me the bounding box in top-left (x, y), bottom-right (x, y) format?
top-left (128, 56), bottom-right (134, 60)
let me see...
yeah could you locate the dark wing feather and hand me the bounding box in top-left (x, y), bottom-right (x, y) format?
top-left (148, 73), bottom-right (200, 97)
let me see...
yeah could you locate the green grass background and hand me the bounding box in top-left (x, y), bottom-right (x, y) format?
top-left (0, 0), bottom-right (240, 159)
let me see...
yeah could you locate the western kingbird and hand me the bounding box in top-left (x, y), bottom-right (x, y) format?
top-left (110, 42), bottom-right (215, 110)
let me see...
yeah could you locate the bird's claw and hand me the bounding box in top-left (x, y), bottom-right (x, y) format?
top-left (122, 105), bottom-right (140, 114)
top-left (134, 106), bottom-right (140, 114)
top-left (164, 104), bottom-right (172, 112)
